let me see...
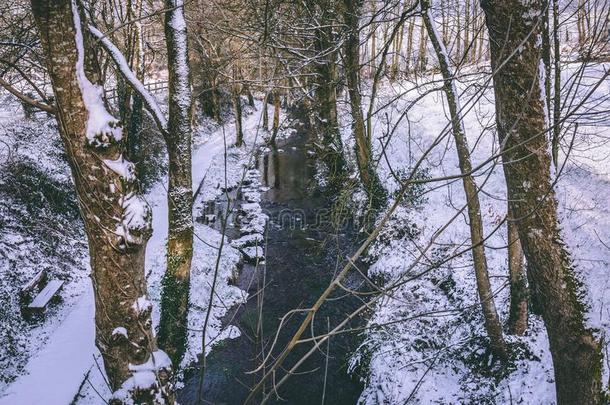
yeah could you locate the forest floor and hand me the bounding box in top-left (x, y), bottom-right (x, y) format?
top-left (0, 60), bottom-right (609, 405)
top-left (0, 98), bottom-right (282, 404)
top-left (345, 62), bottom-right (610, 404)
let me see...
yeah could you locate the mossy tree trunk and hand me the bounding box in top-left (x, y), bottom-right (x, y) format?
top-left (232, 66), bottom-right (244, 146)
top-left (312, 1), bottom-right (346, 177)
top-left (127, 0), bottom-right (145, 179)
top-left (482, 0), bottom-right (603, 402)
top-left (269, 89), bottom-right (281, 144)
top-left (507, 206), bottom-right (528, 335)
top-left (262, 91), bottom-right (269, 131)
top-left (233, 84), bottom-right (244, 146)
top-left (31, 1), bottom-right (173, 403)
top-left (343, 0), bottom-right (386, 209)
top-left (157, 0), bottom-right (194, 369)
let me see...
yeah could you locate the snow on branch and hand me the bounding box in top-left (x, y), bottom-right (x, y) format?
top-left (115, 191), bottom-right (152, 248)
top-left (71, 0), bottom-right (123, 148)
top-left (88, 25), bottom-right (168, 134)
top-left (111, 350), bottom-right (172, 403)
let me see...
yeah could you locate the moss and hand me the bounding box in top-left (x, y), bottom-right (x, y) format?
top-left (2, 159), bottom-right (79, 218)
top-left (393, 166), bottom-right (430, 208)
top-left (157, 250), bottom-right (192, 367)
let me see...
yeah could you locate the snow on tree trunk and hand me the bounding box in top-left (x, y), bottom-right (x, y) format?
top-left (482, 0), bottom-right (603, 402)
top-left (157, 0), bottom-right (195, 368)
top-left (30, 1), bottom-right (174, 403)
top-left (421, 0), bottom-right (507, 359)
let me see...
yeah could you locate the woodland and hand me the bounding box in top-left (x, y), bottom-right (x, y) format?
top-left (0, 0), bottom-right (609, 404)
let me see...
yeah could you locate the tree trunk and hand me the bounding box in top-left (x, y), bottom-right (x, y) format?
top-left (211, 77), bottom-right (221, 121)
top-left (482, 1), bottom-right (603, 402)
top-left (262, 91), bottom-right (269, 131)
top-left (313, 3), bottom-right (345, 174)
top-left (421, 0), bottom-right (507, 359)
top-left (406, 18), bottom-right (415, 75)
top-left (417, 18), bottom-right (427, 72)
top-left (30, 1), bottom-right (173, 403)
top-left (551, 0), bottom-right (561, 169)
top-left (507, 209), bottom-right (528, 335)
top-left (157, 0), bottom-right (194, 369)
top-left (193, 59), bottom-right (218, 120)
top-left (390, 1), bottom-right (407, 80)
top-left (243, 81), bottom-right (255, 107)
top-left (578, 0), bottom-right (586, 51)
top-left (477, 14), bottom-right (486, 62)
top-left (541, 0), bottom-right (552, 119)
top-left (270, 89), bottom-right (280, 144)
top-left (127, 0), bottom-right (145, 179)
top-left (233, 83), bottom-right (244, 146)
top-left (464, 0), bottom-right (471, 62)
top-left (455, 0), bottom-right (462, 61)
top-left (370, 0), bottom-right (377, 77)
top-left (344, 0), bottom-right (386, 209)
top-left (440, 0), bottom-right (448, 46)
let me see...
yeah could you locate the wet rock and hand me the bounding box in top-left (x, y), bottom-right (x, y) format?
top-left (231, 233), bottom-right (264, 249)
top-left (240, 245), bottom-right (265, 263)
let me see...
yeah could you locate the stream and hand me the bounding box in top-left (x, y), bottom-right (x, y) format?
top-left (178, 113), bottom-right (368, 404)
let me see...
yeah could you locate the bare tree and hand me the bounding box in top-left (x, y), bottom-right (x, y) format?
top-left (312, 0), bottom-right (346, 175)
top-left (482, 0), bottom-right (603, 402)
top-left (157, 0), bottom-right (195, 368)
top-left (421, 0), bottom-right (507, 359)
top-left (30, 1), bottom-right (174, 403)
top-left (343, 0), bottom-right (386, 208)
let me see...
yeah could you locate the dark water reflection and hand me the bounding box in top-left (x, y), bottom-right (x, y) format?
top-left (179, 117), bottom-right (368, 405)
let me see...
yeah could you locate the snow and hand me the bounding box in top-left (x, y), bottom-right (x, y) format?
top-left (103, 154), bottom-right (136, 181)
top-left (342, 62), bottom-right (610, 404)
top-left (129, 350), bottom-right (172, 372)
top-left (240, 202), bottom-right (261, 213)
top-left (116, 192), bottom-right (152, 247)
top-left (132, 295), bottom-right (153, 315)
top-left (112, 327), bottom-right (128, 338)
top-left (111, 351), bottom-right (173, 404)
top-left (0, 284), bottom-right (95, 405)
top-left (88, 25), bottom-right (168, 132)
top-left (74, 99), bottom-right (268, 401)
top-left (231, 233), bottom-right (264, 249)
top-left (28, 280), bottom-right (64, 309)
top-left (71, 0), bottom-right (123, 148)
top-left (0, 103), bottom-right (91, 396)
top-left (241, 245), bottom-right (265, 263)
top-left (0, 95), bottom-right (270, 403)
top-left (2, 8), bottom-right (608, 400)
top-left (166, 0), bottom-right (191, 116)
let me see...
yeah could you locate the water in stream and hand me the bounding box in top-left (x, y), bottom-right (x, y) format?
top-left (178, 117), bottom-right (368, 405)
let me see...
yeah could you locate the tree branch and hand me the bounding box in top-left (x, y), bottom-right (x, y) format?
top-left (88, 24), bottom-right (168, 134)
top-left (0, 77), bottom-right (55, 115)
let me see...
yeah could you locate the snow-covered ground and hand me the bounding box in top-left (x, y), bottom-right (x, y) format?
top-left (0, 96), bottom-right (277, 404)
top-left (1, 57), bottom-right (609, 404)
top-left (345, 62), bottom-right (610, 404)
top-left (0, 97), bottom-right (91, 398)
